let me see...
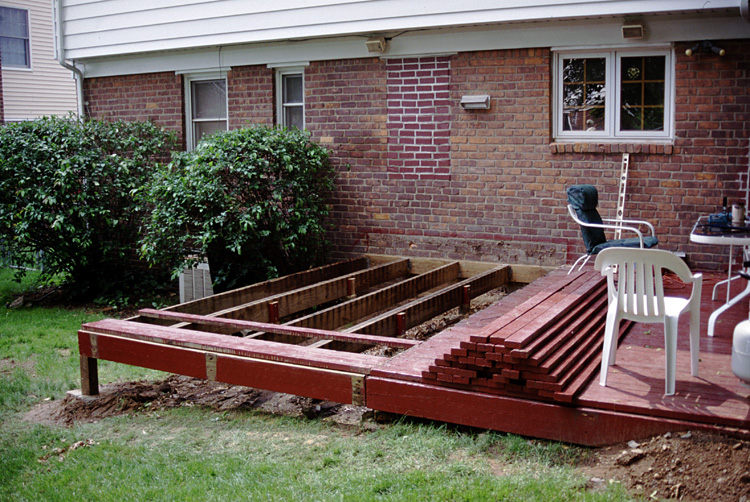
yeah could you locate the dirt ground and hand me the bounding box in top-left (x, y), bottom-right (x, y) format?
top-left (12, 286), bottom-right (750, 501)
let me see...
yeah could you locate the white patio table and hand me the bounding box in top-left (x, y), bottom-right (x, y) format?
top-left (690, 216), bottom-right (750, 337)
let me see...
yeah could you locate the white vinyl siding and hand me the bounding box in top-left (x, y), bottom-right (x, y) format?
top-left (1, 0), bottom-right (77, 121)
top-left (58, 0), bottom-right (742, 61)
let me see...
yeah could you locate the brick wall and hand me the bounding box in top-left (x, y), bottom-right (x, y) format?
top-left (305, 58), bottom-right (389, 255)
top-left (323, 44), bottom-right (749, 271)
top-left (84, 72), bottom-right (184, 145)
top-left (386, 56), bottom-right (451, 179)
top-left (228, 65), bottom-right (274, 128)
top-left (83, 40), bottom-right (750, 271)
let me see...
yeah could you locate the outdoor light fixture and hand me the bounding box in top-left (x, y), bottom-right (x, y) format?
top-left (365, 37), bottom-right (388, 53)
top-left (460, 94), bottom-right (491, 110)
top-left (621, 23), bottom-right (644, 39)
top-left (685, 40), bottom-right (726, 57)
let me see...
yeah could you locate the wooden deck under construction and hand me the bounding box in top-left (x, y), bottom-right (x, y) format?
top-left (77, 255), bottom-right (750, 446)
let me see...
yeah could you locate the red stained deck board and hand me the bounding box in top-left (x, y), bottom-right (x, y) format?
top-left (81, 331), bottom-right (362, 404)
top-left (467, 270), bottom-right (591, 344)
top-left (79, 329), bottom-right (209, 380)
top-left (575, 272), bottom-right (750, 430)
top-left (364, 377), bottom-right (727, 446)
top-left (137, 308), bottom-right (420, 349)
top-left (81, 318), bottom-right (384, 375)
top-left (507, 284), bottom-right (607, 362)
top-left (419, 270), bottom-right (609, 398)
top-left (497, 273), bottom-right (605, 348)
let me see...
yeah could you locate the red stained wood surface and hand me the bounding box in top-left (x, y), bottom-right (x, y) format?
top-left (365, 376), bottom-right (728, 447)
top-left (80, 318), bottom-right (384, 375)
top-left (136, 308), bottom-right (420, 349)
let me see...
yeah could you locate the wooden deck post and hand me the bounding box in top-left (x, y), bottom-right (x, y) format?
top-left (396, 312), bottom-right (406, 336)
top-left (347, 277), bottom-right (356, 298)
top-left (80, 355), bottom-right (99, 396)
top-left (460, 284), bottom-right (471, 314)
top-left (268, 301), bottom-right (280, 323)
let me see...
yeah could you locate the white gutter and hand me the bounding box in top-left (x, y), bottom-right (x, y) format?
top-left (52, 0), bottom-right (85, 117)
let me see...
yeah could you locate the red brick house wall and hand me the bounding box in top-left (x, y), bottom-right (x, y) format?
top-left (83, 40), bottom-right (750, 271)
top-left (227, 65), bottom-right (274, 129)
top-left (84, 71), bottom-right (184, 145)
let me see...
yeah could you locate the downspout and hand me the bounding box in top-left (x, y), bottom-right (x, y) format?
top-left (52, 0), bottom-right (85, 118)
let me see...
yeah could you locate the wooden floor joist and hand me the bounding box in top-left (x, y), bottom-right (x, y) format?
top-left (78, 255), bottom-right (514, 407)
top-left (176, 257), bottom-right (412, 333)
top-left (137, 308), bottom-right (421, 349)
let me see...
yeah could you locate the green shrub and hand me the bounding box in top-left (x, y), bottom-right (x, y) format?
top-left (0, 116), bottom-right (177, 300)
top-left (138, 126), bottom-right (335, 292)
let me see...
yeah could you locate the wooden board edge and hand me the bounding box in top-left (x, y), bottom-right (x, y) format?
top-left (364, 376), bottom-right (749, 446)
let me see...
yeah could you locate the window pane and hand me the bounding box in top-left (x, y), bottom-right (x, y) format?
top-left (283, 75), bottom-right (303, 103)
top-left (0, 7), bottom-right (29, 68)
top-left (0, 37), bottom-right (28, 67)
top-left (192, 80), bottom-right (226, 119)
top-left (0, 7), bottom-right (28, 38)
top-left (643, 56), bottom-right (665, 80)
top-left (620, 56), bottom-right (665, 131)
top-left (284, 106), bottom-right (303, 130)
top-left (562, 58), bottom-right (606, 131)
top-left (194, 120), bottom-right (227, 143)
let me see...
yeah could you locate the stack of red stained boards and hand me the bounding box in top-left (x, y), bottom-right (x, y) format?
top-left (422, 271), bottom-right (631, 403)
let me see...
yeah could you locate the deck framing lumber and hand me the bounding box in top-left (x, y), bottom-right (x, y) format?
top-left (147, 256), bottom-right (373, 319)
top-left (345, 265), bottom-right (511, 336)
top-left (286, 261), bottom-right (462, 331)
top-left (184, 258), bottom-right (413, 331)
top-left (136, 308), bottom-right (421, 349)
top-left (74, 256), bottom-right (749, 446)
top-left (79, 329), bottom-right (367, 405)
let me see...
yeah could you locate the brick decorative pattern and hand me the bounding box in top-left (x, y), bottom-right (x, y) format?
top-left (386, 56), bottom-right (451, 179)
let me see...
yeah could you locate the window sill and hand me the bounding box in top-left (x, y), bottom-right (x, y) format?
top-left (549, 142), bottom-right (674, 155)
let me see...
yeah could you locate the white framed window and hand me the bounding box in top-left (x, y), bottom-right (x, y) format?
top-left (183, 73), bottom-right (228, 149)
top-left (553, 47), bottom-right (674, 141)
top-left (275, 67), bottom-right (305, 129)
top-left (0, 6), bottom-right (30, 69)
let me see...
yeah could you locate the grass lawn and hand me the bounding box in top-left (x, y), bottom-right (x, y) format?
top-left (0, 267), bottom-right (637, 501)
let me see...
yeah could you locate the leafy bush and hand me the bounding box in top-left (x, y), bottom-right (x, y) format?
top-left (138, 126), bottom-right (335, 292)
top-left (0, 116), bottom-right (177, 300)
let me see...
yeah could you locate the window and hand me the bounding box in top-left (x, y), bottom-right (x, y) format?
top-left (553, 48), bottom-right (673, 141)
top-left (185, 75), bottom-right (227, 149)
top-left (276, 68), bottom-right (304, 129)
top-left (0, 7), bottom-right (30, 68)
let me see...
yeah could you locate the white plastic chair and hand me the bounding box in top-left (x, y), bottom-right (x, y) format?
top-left (594, 248), bottom-right (703, 396)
